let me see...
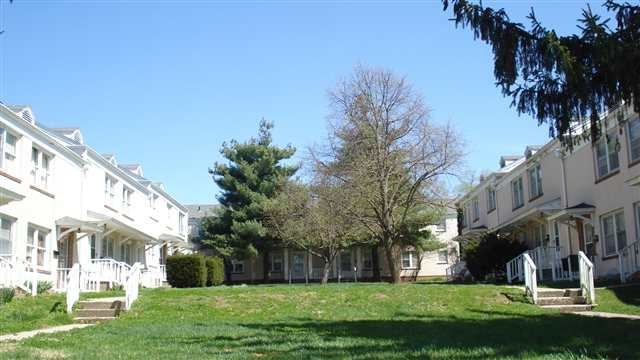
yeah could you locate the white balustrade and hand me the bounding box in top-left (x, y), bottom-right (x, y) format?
top-left (66, 264), bottom-right (80, 313)
top-left (578, 251), bottom-right (595, 304)
top-left (523, 253), bottom-right (538, 304)
top-left (506, 253), bottom-right (525, 283)
top-left (56, 268), bottom-right (71, 292)
top-left (125, 262), bottom-right (142, 310)
top-left (619, 240), bottom-right (640, 283)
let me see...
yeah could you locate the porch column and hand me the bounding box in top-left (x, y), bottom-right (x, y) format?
top-left (283, 248), bottom-right (289, 282)
top-left (356, 247), bottom-right (361, 280)
top-left (307, 251), bottom-right (313, 280)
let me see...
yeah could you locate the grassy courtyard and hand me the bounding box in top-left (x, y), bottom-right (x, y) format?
top-left (1, 283), bottom-right (639, 359)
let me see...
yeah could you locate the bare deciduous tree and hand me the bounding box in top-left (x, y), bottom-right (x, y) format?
top-left (316, 66), bottom-right (464, 283)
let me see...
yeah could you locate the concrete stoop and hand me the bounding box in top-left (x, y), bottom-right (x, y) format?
top-left (74, 297), bottom-right (124, 323)
top-left (537, 288), bottom-right (595, 312)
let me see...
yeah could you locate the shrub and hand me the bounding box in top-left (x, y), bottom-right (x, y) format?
top-left (0, 287), bottom-right (15, 305)
top-left (37, 281), bottom-right (53, 294)
top-left (166, 254), bottom-right (207, 288)
top-left (206, 257), bottom-right (225, 286)
top-left (463, 232), bottom-right (527, 282)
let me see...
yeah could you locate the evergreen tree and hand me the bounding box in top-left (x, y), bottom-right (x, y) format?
top-left (203, 120), bottom-right (297, 282)
top-left (443, 0), bottom-right (640, 148)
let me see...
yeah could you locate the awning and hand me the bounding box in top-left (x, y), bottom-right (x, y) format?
top-left (547, 203), bottom-right (595, 223)
top-left (87, 211), bottom-right (159, 244)
top-left (55, 217), bottom-right (103, 233)
top-left (0, 187), bottom-right (24, 205)
top-left (455, 226), bottom-right (488, 244)
top-left (494, 197), bottom-right (562, 231)
top-left (159, 233), bottom-right (186, 244)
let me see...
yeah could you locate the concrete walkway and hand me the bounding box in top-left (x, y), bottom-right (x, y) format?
top-left (0, 324), bottom-right (94, 342)
top-left (572, 311), bottom-right (640, 320)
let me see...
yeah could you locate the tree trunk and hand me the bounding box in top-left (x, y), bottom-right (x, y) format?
top-left (385, 244), bottom-right (402, 284)
top-left (321, 260), bottom-right (332, 284)
top-left (371, 246), bottom-right (381, 282)
top-left (263, 250), bottom-right (270, 283)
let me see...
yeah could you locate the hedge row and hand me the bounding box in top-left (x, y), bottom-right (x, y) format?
top-left (166, 254), bottom-right (224, 288)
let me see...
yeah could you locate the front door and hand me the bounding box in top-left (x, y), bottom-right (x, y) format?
top-left (57, 230), bottom-right (75, 268)
top-left (291, 252), bottom-right (305, 279)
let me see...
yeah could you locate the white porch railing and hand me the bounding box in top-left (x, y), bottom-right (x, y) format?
top-left (506, 253), bottom-right (525, 283)
top-left (0, 256), bottom-right (37, 295)
top-left (66, 264), bottom-right (80, 313)
top-left (159, 265), bottom-right (167, 282)
top-left (619, 240), bottom-right (640, 283)
top-left (89, 258), bottom-right (131, 287)
top-left (56, 268), bottom-right (71, 292)
top-left (523, 253), bottom-right (538, 304)
top-left (529, 246), bottom-right (572, 282)
top-left (578, 251), bottom-right (595, 304)
top-left (125, 262), bottom-right (142, 310)
top-left (140, 265), bottom-right (163, 288)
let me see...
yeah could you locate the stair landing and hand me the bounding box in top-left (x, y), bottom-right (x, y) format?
top-left (74, 297), bottom-right (125, 323)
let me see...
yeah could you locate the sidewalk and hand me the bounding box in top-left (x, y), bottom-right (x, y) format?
top-left (572, 311), bottom-right (640, 320)
top-left (0, 324), bottom-right (94, 342)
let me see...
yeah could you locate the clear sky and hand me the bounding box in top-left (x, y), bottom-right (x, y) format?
top-left (0, 0), bottom-right (603, 204)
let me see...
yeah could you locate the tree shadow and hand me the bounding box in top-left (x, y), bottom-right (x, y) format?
top-left (607, 283), bottom-right (640, 307)
top-left (176, 314), bottom-right (640, 359)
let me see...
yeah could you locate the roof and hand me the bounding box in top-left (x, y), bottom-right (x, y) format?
top-left (185, 204), bottom-right (218, 219)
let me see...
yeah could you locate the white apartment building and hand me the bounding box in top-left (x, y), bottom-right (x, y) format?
top-left (0, 104), bottom-right (189, 295)
top-left (457, 104), bottom-right (640, 284)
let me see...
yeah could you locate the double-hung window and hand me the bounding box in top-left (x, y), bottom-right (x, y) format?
top-left (104, 175), bottom-right (116, 207)
top-left (31, 147), bottom-right (51, 189)
top-left (122, 187), bottom-right (133, 215)
top-left (401, 250), bottom-right (418, 269)
top-left (486, 187), bottom-right (496, 212)
top-left (601, 210), bottom-right (627, 257)
top-left (361, 249), bottom-right (373, 270)
top-left (26, 226), bottom-right (49, 268)
top-left (435, 217), bottom-right (447, 232)
top-left (0, 216), bottom-right (13, 256)
top-left (0, 129), bottom-right (18, 174)
top-left (528, 164), bottom-right (543, 199)
top-left (472, 197), bottom-right (479, 222)
top-left (512, 177), bottom-right (524, 209)
top-left (595, 133), bottom-right (620, 179)
top-left (628, 117), bottom-right (640, 164)
top-left (270, 254), bottom-right (283, 272)
top-left (231, 260), bottom-right (245, 274)
top-left (437, 249), bottom-right (448, 264)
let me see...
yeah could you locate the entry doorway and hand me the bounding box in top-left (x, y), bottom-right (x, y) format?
top-left (57, 229), bottom-right (76, 268)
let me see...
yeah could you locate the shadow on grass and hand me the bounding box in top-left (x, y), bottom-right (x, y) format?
top-left (607, 283), bottom-right (640, 307)
top-left (176, 314), bottom-right (640, 359)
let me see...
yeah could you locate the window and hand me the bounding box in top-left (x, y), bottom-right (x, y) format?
top-left (101, 237), bottom-right (115, 258)
top-left (511, 177), bottom-right (524, 209)
top-left (31, 147), bottom-right (51, 189)
top-left (628, 117), bottom-right (640, 163)
top-left (460, 207), bottom-right (467, 228)
top-left (0, 129), bottom-right (18, 173)
top-left (472, 197), bottom-right (479, 222)
top-left (231, 260), bottom-right (245, 274)
top-left (528, 164), bottom-right (543, 199)
top-left (179, 213), bottom-right (185, 233)
top-left (361, 249), bottom-right (373, 270)
top-left (271, 254), bottom-right (283, 272)
top-left (148, 193), bottom-right (158, 210)
top-left (90, 234), bottom-right (97, 259)
top-left (601, 210), bottom-right (627, 257)
top-left (486, 187), bottom-right (496, 212)
top-left (435, 217), bottom-right (447, 232)
top-left (595, 133), bottom-right (620, 178)
top-left (401, 250), bottom-right (418, 269)
top-left (340, 251), bottom-right (352, 272)
top-left (26, 226), bottom-right (49, 268)
top-left (104, 175), bottom-right (116, 207)
top-left (0, 217), bottom-right (12, 256)
top-left (530, 223), bottom-right (546, 247)
top-left (438, 249), bottom-right (448, 263)
top-left (122, 187), bottom-right (133, 214)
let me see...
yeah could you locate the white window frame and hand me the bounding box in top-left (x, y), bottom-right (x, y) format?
top-left (435, 217), bottom-right (447, 232)
top-left (231, 260), bottom-right (245, 274)
top-left (104, 175), bottom-right (116, 207)
top-left (528, 164), bottom-right (543, 199)
top-left (30, 147), bottom-right (52, 189)
top-left (627, 117), bottom-right (640, 164)
top-left (486, 187), bottom-right (496, 212)
top-left (26, 225), bottom-right (50, 269)
top-left (511, 176), bottom-right (524, 209)
top-left (472, 197), bottom-right (479, 222)
top-left (0, 129), bottom-right (18, 173)
top-left (122, 186), bottom-right (133, 215)
top-left (437, 249), bottom-right (448, 264)
top-left (270, 254), bottom-right (283, 273)
top-left (595, 132), bottom-right (620, 179)
top-left (0, 216), bottom-right (13, 256)
top-left (401, 250), bottom-right (418, 269)
top-left (600, 209), bottom-right (627, 257)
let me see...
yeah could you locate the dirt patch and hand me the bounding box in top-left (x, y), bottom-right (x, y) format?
top-left (34, 349), bottom-right (67, 359)
top-left (0, 343), bottom-right (16, 353)
top-left (373, 293), bottom-right (389, 300)
top-left (264, 293), bottom-right (287, 301)
top-left (212, 296), bottom-right (230, 308)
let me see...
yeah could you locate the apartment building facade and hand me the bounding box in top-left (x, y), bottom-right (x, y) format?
top-left (0, 104), bottom-right (189, 294)
top-left (457, 104), bottom-right (640, 282)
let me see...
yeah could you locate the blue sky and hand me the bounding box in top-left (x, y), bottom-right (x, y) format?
top-left (0, 0), bottom-right (603, 204)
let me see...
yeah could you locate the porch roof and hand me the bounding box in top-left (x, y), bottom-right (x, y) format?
top-left (494, 198), bottom-right (562, 231)
top-left (546, 203), bottom-right (595, 223)
top-left (159, 233), bottom-right (186, 244)
top-left (87, 211), bottom-right (159, 244)
top-left (55, 216), bottom-right (103, 233)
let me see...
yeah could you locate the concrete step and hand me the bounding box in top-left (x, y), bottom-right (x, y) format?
top-left (78, 298), bottom-right (124, 310)
top-left (536, 296), bottom-right (585, 306)
top-left (537, 288), bottom-right (581, 298)
top-left (75, 308), bottom-right (119, 318)
top-left (540, 304), bottom-right (595, 313)
top-left (74, 316), bottom-right (117, 324)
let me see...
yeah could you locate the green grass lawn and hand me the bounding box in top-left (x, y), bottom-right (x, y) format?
top-left (0, 293), bottom-right (71, 335)
top-left (595, 283), bottom-right (640, 315)
top-left (1, 283), bottom-right (640, 359)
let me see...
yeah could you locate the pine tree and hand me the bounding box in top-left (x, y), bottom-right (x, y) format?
top-left (202, 120), bottom-right (297, 282)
